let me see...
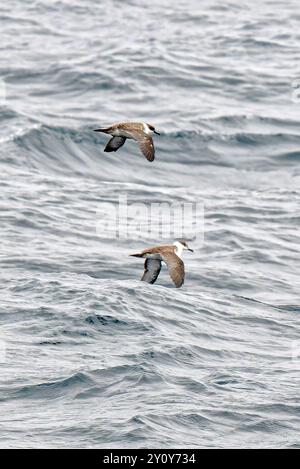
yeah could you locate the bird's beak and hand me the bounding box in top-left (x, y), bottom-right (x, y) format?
top-left (154, 130), bottom-right (160, 135)
top-left (188, 248), bottom-right (194, 252)
top-left (93, 129), bottom-right (101, 132)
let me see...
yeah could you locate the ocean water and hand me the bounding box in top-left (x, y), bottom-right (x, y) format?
top-left (1, 0), bottom-right (300, 449)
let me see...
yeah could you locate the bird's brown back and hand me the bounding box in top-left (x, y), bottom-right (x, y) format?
top-left (111, 122), bottom-right (144, 132)
top-left (141, 244), bottom-right (176, 256)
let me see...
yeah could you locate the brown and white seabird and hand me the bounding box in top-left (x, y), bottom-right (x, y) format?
top-left (130, 240), bottom-right (193, 288)
top-left (94, 122), bottom-right (160, 162)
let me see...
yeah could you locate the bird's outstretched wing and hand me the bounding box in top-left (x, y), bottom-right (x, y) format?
top-left (139, 135), bottom-right (155, 162)
top-left (161, 252), bottom-right (185, 288)
top-left (131, 132), bottom-right (155, 162)
top-left (104, 136), bottom-right (126, 152)
top-left (141, 258), bottom-right (162, 284)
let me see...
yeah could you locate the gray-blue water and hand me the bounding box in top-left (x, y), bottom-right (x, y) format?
top-left (1, 0), bottom-right (300, 449)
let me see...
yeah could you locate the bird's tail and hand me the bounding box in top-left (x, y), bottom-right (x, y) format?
top-left (130, 253), bottom-right (143, 258)
top-left (93, 128), bottom-right (110, 134)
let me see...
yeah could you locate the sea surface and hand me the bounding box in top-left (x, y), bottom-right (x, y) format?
top-left (1, 0), bottom-right (300, 449)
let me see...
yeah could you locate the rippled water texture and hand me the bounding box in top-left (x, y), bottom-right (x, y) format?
top-left (0, 0), bottom-right (300, 448)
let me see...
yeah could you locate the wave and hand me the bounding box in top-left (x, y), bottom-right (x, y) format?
top-left (7, 119), bottom-right (300, 186)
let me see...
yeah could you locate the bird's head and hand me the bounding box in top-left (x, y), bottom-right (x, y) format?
top-left (146, 123), bottom-right (160, 135)
top-left (173, 239), bottom-right (194, 257)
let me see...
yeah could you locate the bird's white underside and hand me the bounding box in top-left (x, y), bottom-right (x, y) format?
top-left (143, 123), bottom-right (153, 135)
top-left (173, 241), bottom-right (184, 258)
top-left (145, 253), bottom-right (163, 260)
top-left (111, 128), bottom-right (133, 139)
